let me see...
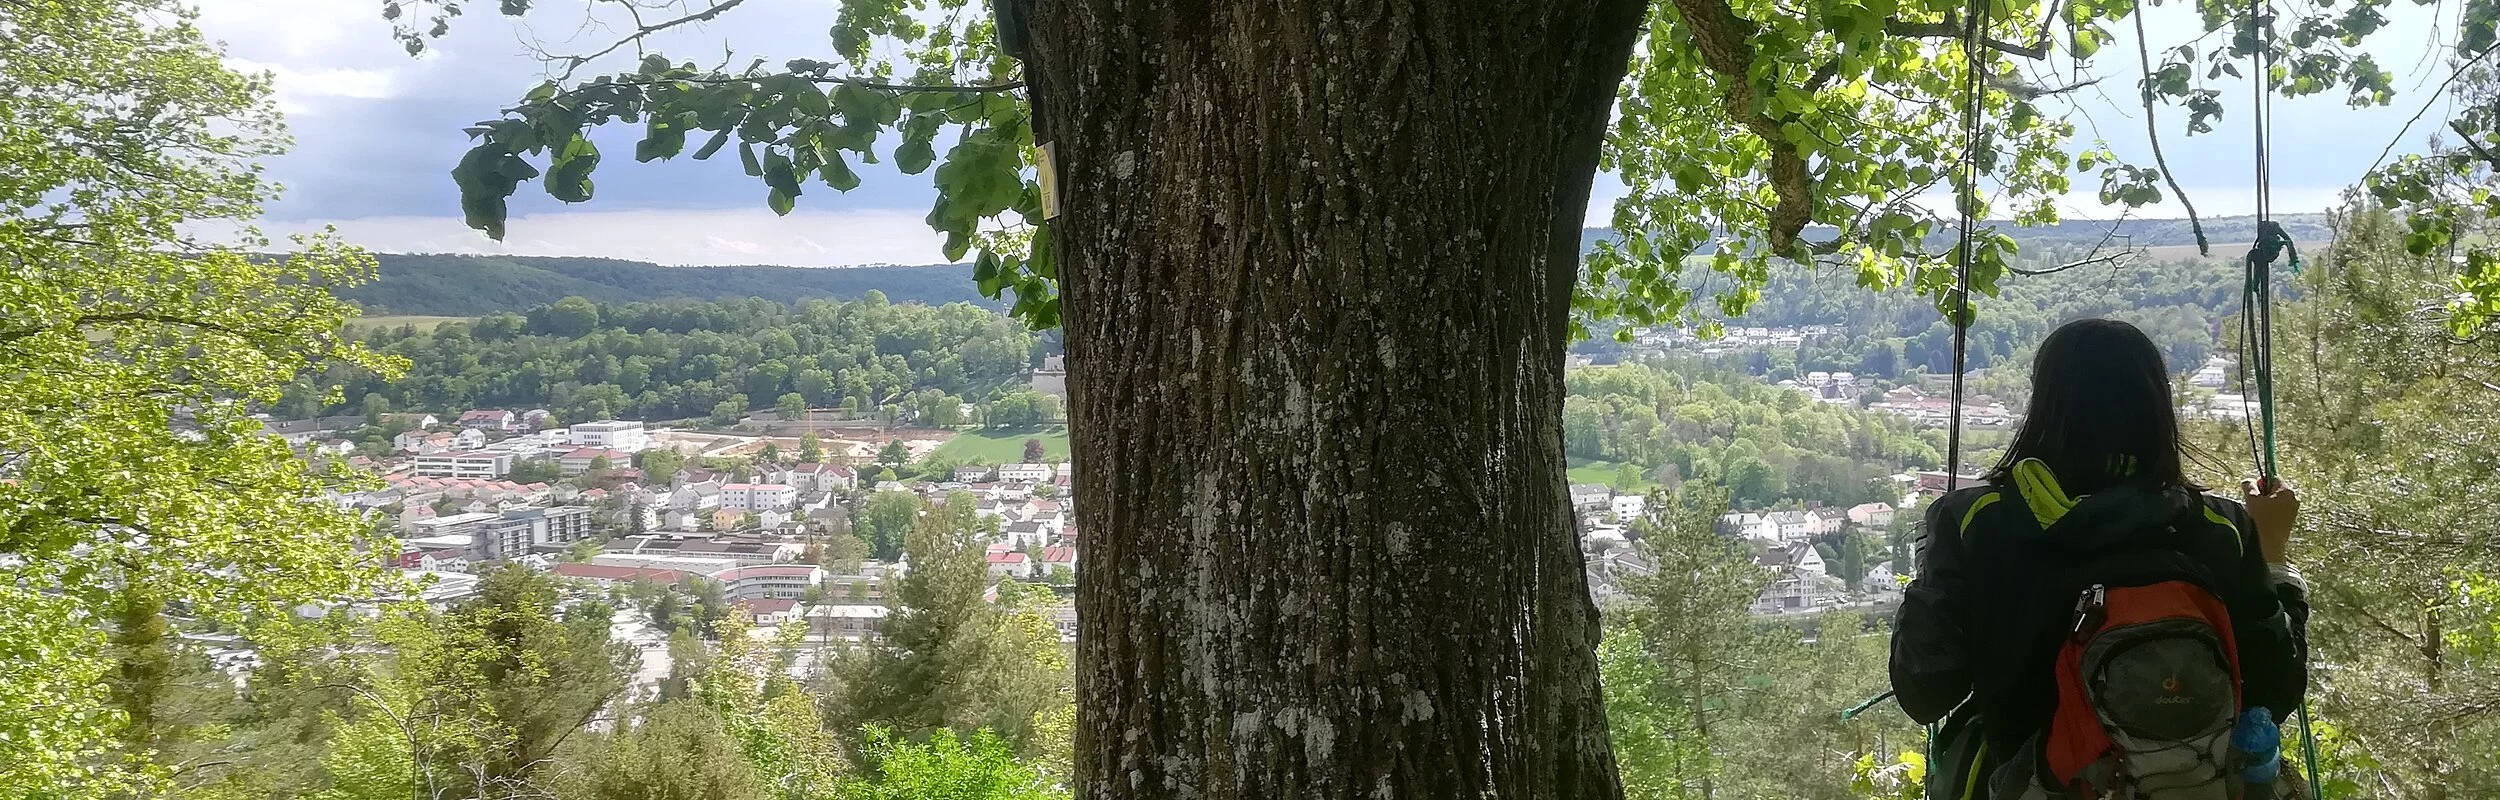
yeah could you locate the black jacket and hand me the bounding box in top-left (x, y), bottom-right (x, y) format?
top-left (1889, 483), bottom-right (2311, 758)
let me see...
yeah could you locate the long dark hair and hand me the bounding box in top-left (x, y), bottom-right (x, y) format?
top-left (1983, 318), bottom-right (2193, 494)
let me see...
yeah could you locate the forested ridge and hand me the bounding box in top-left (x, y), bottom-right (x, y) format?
top-left (303, 295), bottom-right (1043, 424)
top-left (355, 216), bottom-right (2328, 318)
top-left (345, 254), bottom-right (986, 316)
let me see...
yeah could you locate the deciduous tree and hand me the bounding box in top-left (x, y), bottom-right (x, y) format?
top-left (1, 1), bottom-right (399, 792)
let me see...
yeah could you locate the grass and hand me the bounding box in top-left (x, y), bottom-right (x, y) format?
top-left (348, 315), bottom-right (467, 331)
top-left (930, 427), bottom-right (1072, 464)
top-left (1568, 458), bottom-right (1658, 492)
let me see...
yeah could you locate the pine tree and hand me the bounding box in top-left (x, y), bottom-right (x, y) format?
top-left (837, 494), bottom-right (994, 738)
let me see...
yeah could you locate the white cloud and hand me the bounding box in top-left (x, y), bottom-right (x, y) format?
top-left (228, 59), bottom-right (401, 114)
top-left (238, 207), bottom-right (954, 266)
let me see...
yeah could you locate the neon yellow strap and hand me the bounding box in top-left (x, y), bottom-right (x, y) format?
top-left (1959, 742), bottom-right (1989, 800)
top-left (2203, 503), bottom-right (2242, 551)
top-left (1958, 492), bottom-right (2000, 540)
top-left (2012, 458), bottom-right (2078, 528)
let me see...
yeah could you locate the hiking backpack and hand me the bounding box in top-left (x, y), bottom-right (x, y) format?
top-left (2004, 549), bottom-right (2250, 800)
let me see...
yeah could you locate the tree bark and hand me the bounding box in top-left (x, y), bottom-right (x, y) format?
top-left (1027, 1), bottom-right (1647, 796)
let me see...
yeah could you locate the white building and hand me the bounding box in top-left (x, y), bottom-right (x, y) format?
top-left (591, 552), bottom-right (742, 575)
top-left (566, 420), bottom-right (651, 452)
top-left (2191, 356), bottom-right (2231, 389)
top-left (709, 564), bottom-right (825, 600)
top-left (1038, 546), bottom-right (1077, 575)
top-left (1766, 510), bottom-right (1814, 542)
top-left (1569, 484), bottom-right (1614, 513)
top-left (671, 481), bottom-right (724, 511)
top-left (1719, 512), bottom-right (1782, 544)
top-left (808, 604), bottom-right (890, 642)
top-left (413, 451), bottom-right (514, 479)
top-left (986, 550), bottom-right (1034, 579)
top-left (560, 447), bottom-right (631, 476)
top-left (1610, 494), bottom-right (1648, 523)
top-left (778, 463), bottom-right (856, 493)
top-left (1847, 502), bottom-right (1897, 529)
top-left (1754, 542), bottom-right (1833, 613)
top-left (719, 483), bottom-right (797, 511)
top-left (403, 511), bottom-right (500, 539)
top-left (458, 409), bottom-right (518, 431)
top-left (475, 506), bottom-right (595, 561)
top-left (998, 463), bottom-right (1055, 484)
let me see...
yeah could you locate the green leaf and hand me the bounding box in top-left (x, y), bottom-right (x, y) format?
top-left (739, 142), bottom-right (764, 177)
top-left (973, 249), bottom-right (1002, 296)
top-left (547, 134), bottom-right (599, 203)
top-left (763, 149), bottom-right (804, 200)
top-left (943, 231), bottom-right (970, 262)
top-left (768, 187), bottom-right (795, 216)
top-left (817, 150), bottom-right (861, 191)
top-left (1030, 226), bottom-right (1055, 280)
top-left (635, 118), bottom-right (686, 162)
top-left (789, 78), bottom-right (830, 117)
top-left (691, 128), bottom-right (733, 160)
top-left (895, 136), bottom-right (936, 175)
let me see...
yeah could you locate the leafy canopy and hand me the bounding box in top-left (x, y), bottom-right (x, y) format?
top-left (392, 0), bottom-right (2440, 333)
top-left (2, 0), bottom-right (401, 793)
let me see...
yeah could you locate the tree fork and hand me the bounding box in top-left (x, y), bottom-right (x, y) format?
top-left (1027, 1), bottom-right (1647, 796)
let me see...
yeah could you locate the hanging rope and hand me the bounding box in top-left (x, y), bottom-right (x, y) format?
top-left (2238, 0), bottom-right (2325, 794)
top-left (1943, 0), bottom-right (1988, 498)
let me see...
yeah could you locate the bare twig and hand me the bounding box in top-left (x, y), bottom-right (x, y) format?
top-left (0, 311), bottom-right (246, 344)
top-left (1997, 75), bottom-right (2103, 100)
top-left (2008, 250), bottom-right (2135, 275)
top-left (2365, 42), bottom-right (2500, 177)
top-left (2133, 11), bottom-right (2211, 256)
top-left (555, 0), bottom-right (751, 82)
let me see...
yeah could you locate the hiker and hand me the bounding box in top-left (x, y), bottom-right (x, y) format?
top-left (1890, 318), bottom-right (2310, 799)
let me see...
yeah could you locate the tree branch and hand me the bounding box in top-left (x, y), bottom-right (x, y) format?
top-left (555, 0), bottom-right (751, 82)
top-left (2133, 11), bottom-right (2210, 257)
top-left (562, 74), bottom-right (1024, 96)
top-left (1885, 17), bottom-right (2050, 59)
top-left (1671, 0), bottom-right (1815, 257)
top-left (0, 311), bottom-right (245, 344)
top-left (1996, 75), bottom-right (2102, 100)
top-left (2008, 250), bottom-right (2135, 275)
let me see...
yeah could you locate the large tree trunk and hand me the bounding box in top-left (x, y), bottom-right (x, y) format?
top-left (1028, 2), bottom-right (1647, 796)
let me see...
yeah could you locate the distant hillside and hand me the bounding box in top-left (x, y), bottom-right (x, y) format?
top-left (355, 215), bottom-right (2330, 316)
top-left (346, 254), bottom-right (985, 316)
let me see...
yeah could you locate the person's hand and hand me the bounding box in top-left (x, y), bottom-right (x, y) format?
top-left (2241, 477), bottom-right (2299, 565)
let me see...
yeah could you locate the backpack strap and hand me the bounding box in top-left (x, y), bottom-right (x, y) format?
top-left (2194, 495), bottom-right (2246, 555)
top-left (1956, 489), bottom-right (2005, 544)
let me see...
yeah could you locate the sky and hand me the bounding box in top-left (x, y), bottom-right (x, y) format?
top-left (192, 0), bottom-right (2462, 267)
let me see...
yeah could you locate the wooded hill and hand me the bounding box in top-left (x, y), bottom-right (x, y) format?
top-left (352, 214), bottom-right (2329, 317)
top-left (347, 254), bottom-right (982, 316)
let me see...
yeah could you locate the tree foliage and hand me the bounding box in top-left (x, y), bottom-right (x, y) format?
top-left (1590, 0), bottom-right (2412, 331)
top-left (390, 0), bottom-right (2433, 337)
top-left (0, 1), bottom-right (402, 793)
top-left (2357, 54), bottom-right (2500, 333)
top-left (1565, 360), bottom-right (1937, 507)
top-left (836, 494), bottom-right (1069, 761)
top-left (2229, 207), bottom-right (2500, 795)
top-left (835, 727), bottom-right (1068, 800)
top-left (328, 296), bottom-right (1035, 424)
top-left (1601, 488), bottom-right (1919, 799)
